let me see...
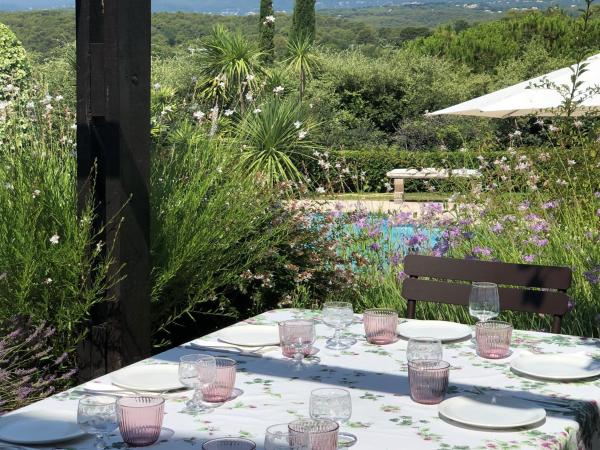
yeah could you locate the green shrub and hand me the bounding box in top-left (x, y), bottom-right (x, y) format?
top-left (0, 23), bottom-right (30, 98)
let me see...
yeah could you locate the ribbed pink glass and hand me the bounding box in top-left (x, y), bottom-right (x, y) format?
top-left (278, 320), bottom-right (315, 358)
top-left (202, 357), bottom-right (237, 403)
top-left (476, 320), bottom-right (513, 359)
top-left (201, 437), bottom-right (256, 450)
top-left (117, 396), bottom-right (164, 447)
top-left (363, 309), bottom-right (398, 345)
top-left (288, 419), bottom-right (338, 450)
top-left (408, 360), bottom-right (450, 405)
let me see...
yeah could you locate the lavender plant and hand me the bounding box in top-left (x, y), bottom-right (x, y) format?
top-left (0, 317), bottom-right (76, 414)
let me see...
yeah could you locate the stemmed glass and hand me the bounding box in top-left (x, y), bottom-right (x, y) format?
top-left (309, 388), bottom-right (357, 448)
top-left (469, 282), bottom-right (500, 322)
top-left (179, 354), bottom-right (217, 413)
top-left (322, 302), bottom-right (356, 350)
top-left (279, 320), bottom-right (316, 367)
top-left (77, 395), bottom-right (118, 450)
top-left (406, 337), bottom-right (443, 363)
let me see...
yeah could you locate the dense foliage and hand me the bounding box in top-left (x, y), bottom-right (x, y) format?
top-left (259, 0), bottom-right (275, 63)
top-left (292, 0), bottom-right (316, 41)
top-left (0, 23), bottom-right (29, 98)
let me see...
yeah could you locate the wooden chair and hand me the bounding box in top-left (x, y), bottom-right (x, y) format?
top-left (401, 255), bottom-right (573, 333)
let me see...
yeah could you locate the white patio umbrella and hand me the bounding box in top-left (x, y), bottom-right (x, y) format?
top-left (428, 53), bottom-right (600, 118)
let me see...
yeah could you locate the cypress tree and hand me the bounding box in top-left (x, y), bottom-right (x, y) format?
top-left (259, 0), bottom-right (275, 63)
top-left (291, 0), bottom-right (316, 42)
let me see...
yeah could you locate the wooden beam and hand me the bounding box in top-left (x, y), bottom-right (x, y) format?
top-left (76, 0), bottom-right (152, 380)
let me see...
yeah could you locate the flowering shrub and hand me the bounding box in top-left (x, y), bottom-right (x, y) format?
top-left (0, 23), bottom-right (30, 99)
top-left (0, 317), bottom-right (76, 414)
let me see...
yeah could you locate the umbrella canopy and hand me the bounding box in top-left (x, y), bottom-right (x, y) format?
top-left (428, 53), bottom-right (600, 118)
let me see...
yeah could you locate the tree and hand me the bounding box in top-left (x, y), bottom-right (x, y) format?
top-left (198, 25), bottom-right (263, 135)
top-left (0, 23), bottom-right (30, 99)
top-left (285, 33), bottom-right (320, 101)
top-left (291, 0), bottom-right (316, 42)
top-left (259, 0), bottom-right (275, 64)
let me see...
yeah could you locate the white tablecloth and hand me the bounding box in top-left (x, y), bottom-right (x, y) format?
top-left (9, 309), bottom-right (600, 449)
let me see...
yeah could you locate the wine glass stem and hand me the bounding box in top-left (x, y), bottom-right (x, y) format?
top-left (192, 386), bottom-right (205, 405)
top-left (333, 327), bottom-right (341, 343)
top-left (95, 434), bottom-right (106, 450)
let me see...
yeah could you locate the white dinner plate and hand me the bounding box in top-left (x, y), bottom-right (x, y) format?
top-left (0, 409), bottom-right (84, 444)
top-left (397, 320), bottom-right (472, 342)
top-left (217, 324), bottom-right (280, 347)
top-left (110, 364), bottom-right (184, 392)
top-left (511, 353), bottom-right (600, 381)
top-left (438, 396), bottom-right (546, 430)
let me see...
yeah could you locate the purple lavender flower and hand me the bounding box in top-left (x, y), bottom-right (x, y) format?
top-left (523, 254), bottom-right (535, 263)
top-left (472, 247), bottom-right (492, 257)
top-left (370, 242), bottom-right (381, 251)
top-left (491, 222), bottom-right (503, 233)
top-left (567, 300), bottom-right (576, 311)
top-left (541, 200), bottom-right (559, 209)
top-left (518, 200), bottom-right (530, 211)
top-left (584, 267), bottom-right (600, 284)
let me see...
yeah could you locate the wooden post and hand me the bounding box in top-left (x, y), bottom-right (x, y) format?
top-left (76, 0), bottom-right (152, 380)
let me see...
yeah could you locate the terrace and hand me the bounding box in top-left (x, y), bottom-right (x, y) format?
top-left (0, 0), bottom-right (599, 449)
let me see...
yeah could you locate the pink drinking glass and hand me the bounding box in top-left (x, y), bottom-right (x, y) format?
top-left (278, 320), bottom-right (316, 360)
top-left (476, 320), bottom-right (513, 359)
top-left (363, 309), bottom-right (398, 344)
top-left (117, 396), bottom-right (164, 447)
top-left (201, 437), bottom-right (256, 450)
top-left (202, 357), bottom-right (237, 404)
top-left (288, 419), bottom-right (339, 450)
top-left (408, 360), bottom-right (450, 405)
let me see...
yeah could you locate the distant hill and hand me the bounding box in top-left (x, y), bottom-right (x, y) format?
top-left (0, 0), bottom-right (581, 14)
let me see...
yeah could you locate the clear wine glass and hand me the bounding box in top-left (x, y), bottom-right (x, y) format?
top-left (179, 354), bottom-right (217, 413)
top-left (406, 337), bottom-right (443, 363)
top-left (280, 320), bottom-right (316, 367)
top-left (469, 282), bottom-right (500, 322)
top-left (309, 388), bottom-right (357, 448)
top-left (322, 302), bottom-right (356, 350)
top-left (77, 395), bottom-right (118, 450)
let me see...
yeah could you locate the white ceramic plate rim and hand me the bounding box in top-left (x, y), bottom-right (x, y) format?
top-left (397, 320), bottom-right (472, 342)
top-left (216, 324), bottom-right (280, 347)
top-left (110, 364), bottom-right (183, 392)
top-left (438, 396), bottom-right (546, 429)
top-left (511, 354), bottom-right (600, 380)
top-left (0, 409), bottom-right (84, 444)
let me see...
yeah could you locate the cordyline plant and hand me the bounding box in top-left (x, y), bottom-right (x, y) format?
top-left (0, 317), bottom-right (76, 414)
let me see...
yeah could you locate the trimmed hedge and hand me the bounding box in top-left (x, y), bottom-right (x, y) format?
top-left (296, 148), bottom-right (499, 193)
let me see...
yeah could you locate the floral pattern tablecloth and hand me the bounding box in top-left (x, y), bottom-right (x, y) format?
top-left (14, 309), bottom-right (600, 450)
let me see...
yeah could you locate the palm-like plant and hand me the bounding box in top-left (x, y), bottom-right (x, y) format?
top-left (237, 98), bottom-right (314, 186)
top-left (198, 26), bottom-right (264, 134)
top-left (285, 33), bottom-right (320, 101)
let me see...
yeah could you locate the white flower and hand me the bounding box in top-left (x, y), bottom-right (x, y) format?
top-left (567, 160), bottom-right (576, 166)
top-left (26, 101), bottom-right (35, 109)
top-left (253, 108), bottom-right (262, 114)
top-left (298, 130), bottom-right (308, 140)
top-left (96, 241), bottom-right (103, 253)
top-left (70, 124), bottom-right (77, 130)
top-left (153, 83), bottom-right (161, 90)
top-left (313, 151), bottom-right (321, 157)
top-left (555, 178), bottom-right (568, 186)
top-left (218, 81), bottom-right (226, 88)
top-left (535, 118), bottom-right (544, 126)
top-left (193, 111), bottom-right (206, 121)
top-left (43, 278), bottom-right (53, 285)
top-left (246, 74), bottom-right (255, 81)
top-left (294, 121), bottom-right (302, 129)
top-left (49, 234), bottom-right (60, 245)
top-left (573, 120), bottom-right (583, 128)
top-left (45, 104), bottom-right (53, 113)
top-left (273, 86), bottom-right (285, 95)
top-left (548, 125), bottom-right (558, 132)
top-left (315, 187), bottom-right (326, 194)
top-left (32, 189), bottom-right (41, 198)
top-left (224, 109), bottom-right (235, 117)
top-left (264, 15), bottom-right (276, 23)
top-left (4, 183), bottom-right (13, 190)
top-left (245, 92), bottom-right (254, 101)
top-left (216, 167), bottom-right (223, 174)
top-left (459, 147), bottom-right (467, 153)
top-left (55, 95), bottom-right (64, 102)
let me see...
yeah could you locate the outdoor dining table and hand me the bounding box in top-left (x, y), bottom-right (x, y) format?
top-left (7, 309), bottom-right (600, 450)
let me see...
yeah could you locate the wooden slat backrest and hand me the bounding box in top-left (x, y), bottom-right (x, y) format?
top-left (401, 255), bottom-right (573, 333)
top-left (404, 255), bottom-right (572, 290)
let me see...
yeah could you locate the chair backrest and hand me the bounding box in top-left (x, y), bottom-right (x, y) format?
top-left (401, 255), bottom-right (572, 333)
